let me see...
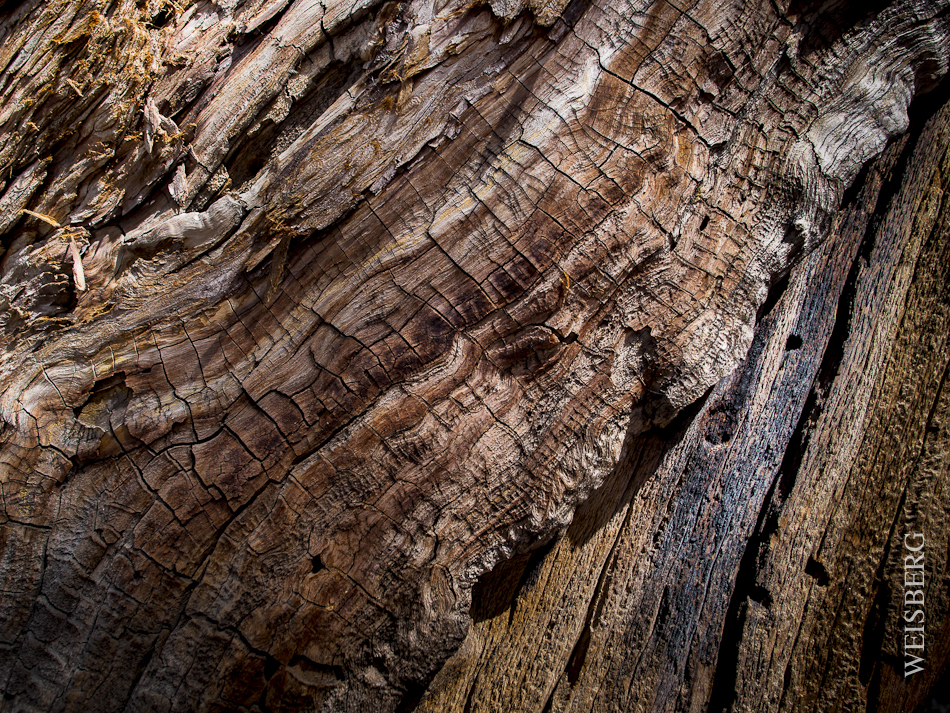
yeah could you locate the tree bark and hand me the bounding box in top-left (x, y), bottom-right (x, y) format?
top-left (0, 1), bottom-right (947, 712)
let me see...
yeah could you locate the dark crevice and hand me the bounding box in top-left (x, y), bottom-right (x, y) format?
top-left (462, 678), bottom-right (477, 713)
top-left (63, 268), bottom-right (80, 315)
top-left (858, 575), bottom-right (890, 687)
top-left (704, 401), bottom-right (739, 445)
top-left (394, 680), bottom-right (427, 713)
top-left (149, 7), bottom-right (172, 28)
top-left (756, 273), bottom-right (789, 324)
top-left (774, 387), bottom-right (817, 504)
top-left (706, 472), bottom-right (778, 713)
top-left (804, 556), bottom-right (829, 586)
top-left (469, 550), bottom-right (533, 624)
top-left (653, 586), bottom-right (672, 636)
top-left (552, 328), bottom-right (578, 344)
top-left (257, 690), bottom-right (275, 713)
top-left (288, 654), bottom-right (344, 680)
top-left (71, 372), bottom-right (128, 418)
top-left (748, 584), bottom-right (773, 607)
top-left (557, 0), bottom-right (590, 30)
top-left (785, 334), bottom-right (803, 351)
top-left (840, 160), bottom-right (872, 212)
top-left (224, 59), bottom-right (365, 194)
top-left (263, 653), bottom-right (280, 680)
top-left (243, 6), bottom-right (286, 39)
top-left (565, 626), bottom-right (590, 686)
top-left (788, 0), bottom-right (892, 60)
top-left (218, 10), bottom-right (286, 88)
top-left (468, 536), bottom-right (557, 626)
top-left (515, 537), bottom-right (557, 593)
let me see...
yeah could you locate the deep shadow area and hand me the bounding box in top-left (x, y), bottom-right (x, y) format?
top-left (469, 385), bottom-right (708, 625)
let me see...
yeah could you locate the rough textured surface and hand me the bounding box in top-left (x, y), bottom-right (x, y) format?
top-left (420, 86), bottom-right (950, 713)
top-left (0, 0), bottom-right (949, 711)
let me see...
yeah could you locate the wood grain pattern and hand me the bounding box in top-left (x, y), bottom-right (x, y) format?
top-left (420, 85), bottom-right (950, 713)
top-left (0, 0), bottom-right (948, 711)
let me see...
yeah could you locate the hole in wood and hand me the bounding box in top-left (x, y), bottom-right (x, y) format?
top-left (804, 556), bottom-right (830, 586)
top-left (151, 8), bottom-right (172, 27)
top-left (749, 585), bottom-right (773, 607)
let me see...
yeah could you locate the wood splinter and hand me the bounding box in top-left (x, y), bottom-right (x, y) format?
top-left (68, 237), bottom-right (86, 291)
top-left (21, 208), bottom-right (61, 228)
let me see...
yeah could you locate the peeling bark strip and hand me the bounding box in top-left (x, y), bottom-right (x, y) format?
top-left (0, 1), bottom-right (948, 712)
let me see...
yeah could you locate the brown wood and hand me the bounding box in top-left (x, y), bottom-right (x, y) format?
top-left (421, 86), bottom-right (950, 713)
top-left (0, 0), bottom-right (948, 711)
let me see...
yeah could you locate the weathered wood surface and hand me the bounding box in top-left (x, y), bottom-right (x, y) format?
top-left (420, 86), bottom-right (950, 713)
top-left (0, 0), bottom-right (948, 711)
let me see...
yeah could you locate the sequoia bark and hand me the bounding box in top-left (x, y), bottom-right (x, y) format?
top-left (0, 0), bottom-right (947, 712)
